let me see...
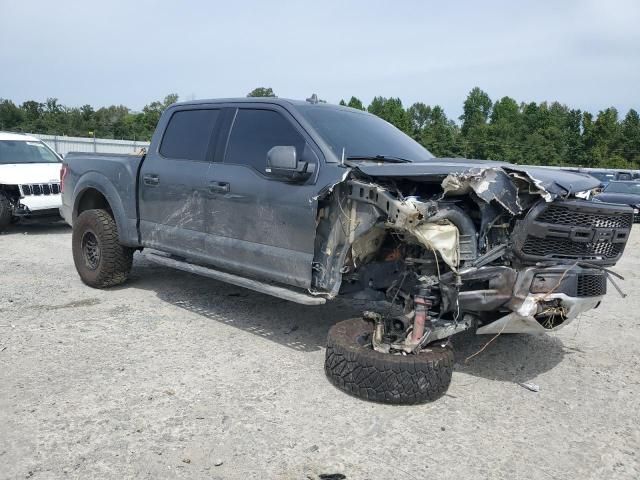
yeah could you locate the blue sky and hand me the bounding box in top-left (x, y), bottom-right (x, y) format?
top-left (1, 0), bottom-right (639, 118)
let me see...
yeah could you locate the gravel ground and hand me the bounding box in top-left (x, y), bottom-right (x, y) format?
top-left (1, 219), bottom-right (639, 479)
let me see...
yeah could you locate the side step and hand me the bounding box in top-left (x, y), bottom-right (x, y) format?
top-left (145, 252), bottom-right (327, 306)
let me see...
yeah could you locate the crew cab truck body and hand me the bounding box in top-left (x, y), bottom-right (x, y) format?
top-left (61, 98), bottom-right (632, 404)
top-left (0, 132), bottom-right (63, 231)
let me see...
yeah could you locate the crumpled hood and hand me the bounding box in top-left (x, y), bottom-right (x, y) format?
top-left (0, 163), bottom-right (62, 184)
top-left (594, 192), bottom-right (640, 206)
top-left (352, 157), bottom-right (600, 195)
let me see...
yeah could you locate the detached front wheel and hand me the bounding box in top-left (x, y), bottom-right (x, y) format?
top-left (72, 209), bottom-right (134, 288)
top-left (325, 318), bottom-right (454, 404)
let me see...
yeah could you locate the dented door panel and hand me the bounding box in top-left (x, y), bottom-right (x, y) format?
top-left (203, 162), bottom-right (319, 288)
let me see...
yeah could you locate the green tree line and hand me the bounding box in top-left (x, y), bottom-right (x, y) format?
top-left (0, 94), bottom-right (179, 142)
top-left (2, 87), bottom-right (639, 168)
top-left (342, 87), bottom-right (640, 169)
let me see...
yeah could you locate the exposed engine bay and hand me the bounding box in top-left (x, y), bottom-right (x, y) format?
top-left (312, 164), bottom-right (632, 355)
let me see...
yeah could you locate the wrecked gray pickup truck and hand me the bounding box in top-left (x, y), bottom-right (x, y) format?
top-left (60, 97), bottom-right (632, 404)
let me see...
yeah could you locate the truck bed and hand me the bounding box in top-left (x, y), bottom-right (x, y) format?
top-left (60, 152), bottom-right (146, 246)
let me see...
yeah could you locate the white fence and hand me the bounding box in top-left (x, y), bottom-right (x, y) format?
top-left (30, 133), bottom-right (150, 156)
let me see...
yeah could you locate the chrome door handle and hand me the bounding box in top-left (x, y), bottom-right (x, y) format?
top-left (209, 181), bottom-right (230, 193)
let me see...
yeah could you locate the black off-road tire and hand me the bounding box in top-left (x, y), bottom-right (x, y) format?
top-left (0, 193), bottom-right (12, 232)
top-left (72, 209), bottom-right (134, 288)
top-left (325, 318), bottom-right (454, 404)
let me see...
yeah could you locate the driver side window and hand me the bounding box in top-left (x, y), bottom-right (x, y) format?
top-left (225, 109), bottom-right (306, 173)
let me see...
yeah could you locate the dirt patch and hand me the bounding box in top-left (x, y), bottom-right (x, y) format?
top-left (30, 298), bottom-right (102, 311)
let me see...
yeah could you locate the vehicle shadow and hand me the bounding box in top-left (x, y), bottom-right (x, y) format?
top-left (0, 218), bottom-right (69, 236)
top-left (126, 254), bottom-right (365, 352)
top-left (451, 329), bottom-right (566, 384)
top-left (127, 254), bottom-right (567, 382)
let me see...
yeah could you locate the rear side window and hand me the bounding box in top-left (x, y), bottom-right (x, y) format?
top-left (160, 109), bottom-right (219, 161)
top-left (225, 109), bottom-right (305, 172)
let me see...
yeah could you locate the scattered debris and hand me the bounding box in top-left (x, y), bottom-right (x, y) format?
top-left (284, 325), bottom-right (299, 334)
top-left (519, 382), bottom-right (540, 392)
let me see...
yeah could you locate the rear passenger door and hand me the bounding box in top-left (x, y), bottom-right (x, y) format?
top-left (138, 107), bottom-right (221, 257)
top-left (204, 106), bottom-right (321, 288)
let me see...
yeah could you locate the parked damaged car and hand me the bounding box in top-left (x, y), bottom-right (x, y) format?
top-left (60, 98), bottom-right (632, 404)
top-left (0, 132), bottom-right (64, 231)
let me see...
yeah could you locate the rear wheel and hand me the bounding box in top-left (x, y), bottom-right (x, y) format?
top-left (325, 318), bottom-right (454, 404)
top-left (0, 193), bottom-right (12, 232)
top-left (72, 209), bottom-right (134, 288)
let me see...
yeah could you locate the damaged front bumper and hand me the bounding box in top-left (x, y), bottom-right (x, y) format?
top-left (314, 162), bottom-right (631, 350)
top-left (15, 193), bottom-right (63, 216)
top-left (441, 265), bottom-right (608, 334)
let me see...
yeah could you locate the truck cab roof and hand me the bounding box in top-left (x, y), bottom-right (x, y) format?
top-left (170, 97), bottom-right (363, 113)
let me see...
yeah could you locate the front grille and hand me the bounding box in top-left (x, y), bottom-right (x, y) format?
top-left (576, 274), bottom-right (607, 297)
top-left (513, 199), bottom-right (632, 266)
top-left (21, 183), bottom-right (60, 196)
top-left (522, 237), bottom-right (624, 260)
top-left (537, 204), bottom-right (631, 229)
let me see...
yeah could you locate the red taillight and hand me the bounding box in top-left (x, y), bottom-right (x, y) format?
top-left (60, 164), bottom-right (68, 193)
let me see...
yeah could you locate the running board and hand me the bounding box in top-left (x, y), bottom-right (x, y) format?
top-left (144, 252), bottom-right (327, 306)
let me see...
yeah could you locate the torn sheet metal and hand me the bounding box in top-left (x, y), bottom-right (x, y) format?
top-left (506, 170), bottom-right (554, 203)
top-left (440, 164), bottom-right (595, 215)
top-left (505, 165), bottom-right (600, 198)
top-left (411, 221), bottom-right (460, 271)
top-left (311, 168), bottom-right (351, 203)
top-left (442, 167), bottom-right (523, 215)
top-left (476, 293), bottom-right (600, 334)
top-left (519, 382), bottom-right (540, 392)
top-left (345, 180), bottom-right (465, 270)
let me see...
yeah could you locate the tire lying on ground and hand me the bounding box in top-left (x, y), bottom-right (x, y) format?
top-left (325, 318), bottom-right (454, 404)
top-left (72, 209), bottom-right (134, 288)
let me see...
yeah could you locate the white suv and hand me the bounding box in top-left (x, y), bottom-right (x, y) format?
top-left (0, 132), bottom-right (63, 231)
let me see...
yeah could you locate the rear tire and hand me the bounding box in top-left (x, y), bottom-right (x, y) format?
top-left (325, 318), bottom-right (454, 404)
top-left (72, 209), bottom-right (134, 288)
top-left (0, 193), bottom-right (12, 232)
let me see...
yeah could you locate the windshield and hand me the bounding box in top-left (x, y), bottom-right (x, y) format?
top-left (589, 172), bottom-right (616, 182)
top-left (297, 106), bottom-right (434, 162)
top-left (603, 182), bottom-right (640, 194)
top-left (0, 140), bottom-right (61, 164)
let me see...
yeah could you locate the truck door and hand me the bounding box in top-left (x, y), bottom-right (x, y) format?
top-left (138, 107), bottom-right (221, 257)
top-left (204, 106), bottom-right (320, 288)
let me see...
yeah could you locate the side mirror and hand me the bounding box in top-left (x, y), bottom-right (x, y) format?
top-left (266, 146), bottom-right (315, 181)
top-left (267, 146), bottom-right (297, 170)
